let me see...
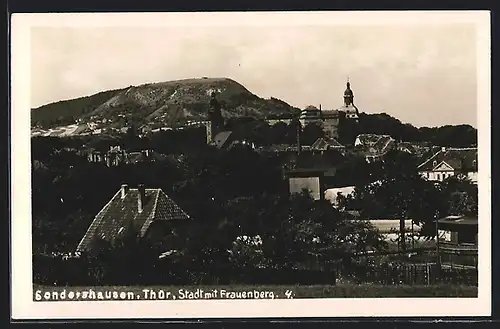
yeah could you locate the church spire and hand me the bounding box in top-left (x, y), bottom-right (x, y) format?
top-left (343, 78), bottom-right (354, 106)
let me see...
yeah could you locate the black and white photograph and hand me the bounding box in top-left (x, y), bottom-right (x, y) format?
top-left (11, 11), bottom-right (491, 319)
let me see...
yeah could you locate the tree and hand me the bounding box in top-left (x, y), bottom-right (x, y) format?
top-left (230, 191), bottom-right (387, 271)
top-left (342, 150), bottom-right (444, 249)
top-left (268, 122), bottom-right (290, 145)
top-left (440, 175), bottom-right (478, 216)
top-left (301, 122), bottom-right (325, 145)
top-left (355, 112), bottom-right (477, 146)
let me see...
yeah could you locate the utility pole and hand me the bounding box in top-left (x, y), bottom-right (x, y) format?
top-left (400, 203), bottom-right (407, 253)
top-left (411, 219), bottom-right (415, 250)
top-left (400, 215), bottom-right (406, 252)
top-left (435, 211), bottom-right (441, 282)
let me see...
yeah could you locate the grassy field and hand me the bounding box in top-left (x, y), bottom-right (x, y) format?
top-left (33, 284), bottom-right (477, 299)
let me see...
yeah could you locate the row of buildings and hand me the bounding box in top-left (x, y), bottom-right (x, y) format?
top-left (83, 134), bottom-right (477, 187)
top-left (75, 143), bottom-right (478, 256)
top-left (87, 146), bottom-right (168, 167)
top-left (74, 139), bottom-right (478, 255)
top-left (297, 80), bottom-right (360, 139)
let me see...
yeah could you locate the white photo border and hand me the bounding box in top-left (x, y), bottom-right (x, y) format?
top-left (10, 10), bottom-right (492, 319)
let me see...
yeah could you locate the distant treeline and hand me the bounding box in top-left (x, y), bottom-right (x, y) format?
top-left (356, 113), bottom-right (477, 147)
top-left (31, 89), bottom-right (123, 127)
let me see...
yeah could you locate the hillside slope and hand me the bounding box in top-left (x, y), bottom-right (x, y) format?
top-left (31, 78), bottom-right (300, 131)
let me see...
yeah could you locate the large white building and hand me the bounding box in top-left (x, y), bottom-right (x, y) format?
top-left (298, 80), bottom-right (360, 139)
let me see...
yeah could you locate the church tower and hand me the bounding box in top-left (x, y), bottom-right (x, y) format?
top-left (339, 78), bottom-right (359, 120)
top-left (206, 91), bottom-right (224, 144)
top-left (337, 78), bottom-right (360, 145)
top-left (343, 80), bottom-right (354, 106)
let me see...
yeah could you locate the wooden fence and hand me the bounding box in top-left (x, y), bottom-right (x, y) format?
top-left (336, 261), bottom-right (477, 286)
top-left (439, 246), bottom-right (478, 269)
top-left (336, 245), bottom-right (478, 286)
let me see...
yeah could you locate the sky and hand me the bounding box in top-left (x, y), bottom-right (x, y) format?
top-left (30, 17), bottom-right (478, 128)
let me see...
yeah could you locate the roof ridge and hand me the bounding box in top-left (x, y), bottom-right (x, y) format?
top-left (161, 190), bottom-right (190, 219)
top-left (139, 190), bottom-right (190, 236)
top-left (432, 160), bottom-right (455, 171)
top-left (417, 149), bottom-right (443, 169)
top-left (151, 189), bottom-right (161, 220)
top-left (76, 189), bottom-right (121, 251)
top-left (139, 189), bottom-right (161, 237)
top-left (127, 187), bottom-right (161, 191)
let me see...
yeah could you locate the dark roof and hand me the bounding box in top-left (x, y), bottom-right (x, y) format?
top-left (321, 109), bottom-right (340, 118)
top-left (303, 105), bottom-right (320, 112)
top-left (311, 137), bottom-right (345, 150)
top-left (300, 110), bottom-right (322, 120)
top-left (418, 148), bottom-right (477, 171)
top-left (77, 187), bottom-right (190, 252)
top-left (212, 131), bottom-right (233, 149)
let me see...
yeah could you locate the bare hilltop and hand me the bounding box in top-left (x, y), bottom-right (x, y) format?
top-left (31, 77), bottom-right (300, 136)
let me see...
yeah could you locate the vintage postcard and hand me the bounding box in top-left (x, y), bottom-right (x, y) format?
top-left (10, 11), bottom-right (491, 319)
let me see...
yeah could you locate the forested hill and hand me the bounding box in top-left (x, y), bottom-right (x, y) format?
top-left (31, 77), bottom-right (301, 129)
top-left (356, 113), bottom-right (477, 147)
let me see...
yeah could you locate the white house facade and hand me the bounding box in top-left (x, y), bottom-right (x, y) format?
top-left (418, 147), bottom-right (478, 184)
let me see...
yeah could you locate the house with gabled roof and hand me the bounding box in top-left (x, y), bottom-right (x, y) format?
top-left (311, 137), bottom-right (345, 152)
top-left (76, 184), bottom-right (190, 254)
top-left (417, 147), bottom-right (478, 184)
top-left (354, 134), bottom-right (395, 162)
top-left (396, 142), bottom-right (442, 161)
top-left (354, 134), bottom-right (392, 148)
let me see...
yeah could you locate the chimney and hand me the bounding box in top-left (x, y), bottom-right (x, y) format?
top-left (137, 184), bottom-right (145, 213)
top-left (120, 184), bottom-right (129, 199)
top-left (441, 147), bottom-right (446, 152)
